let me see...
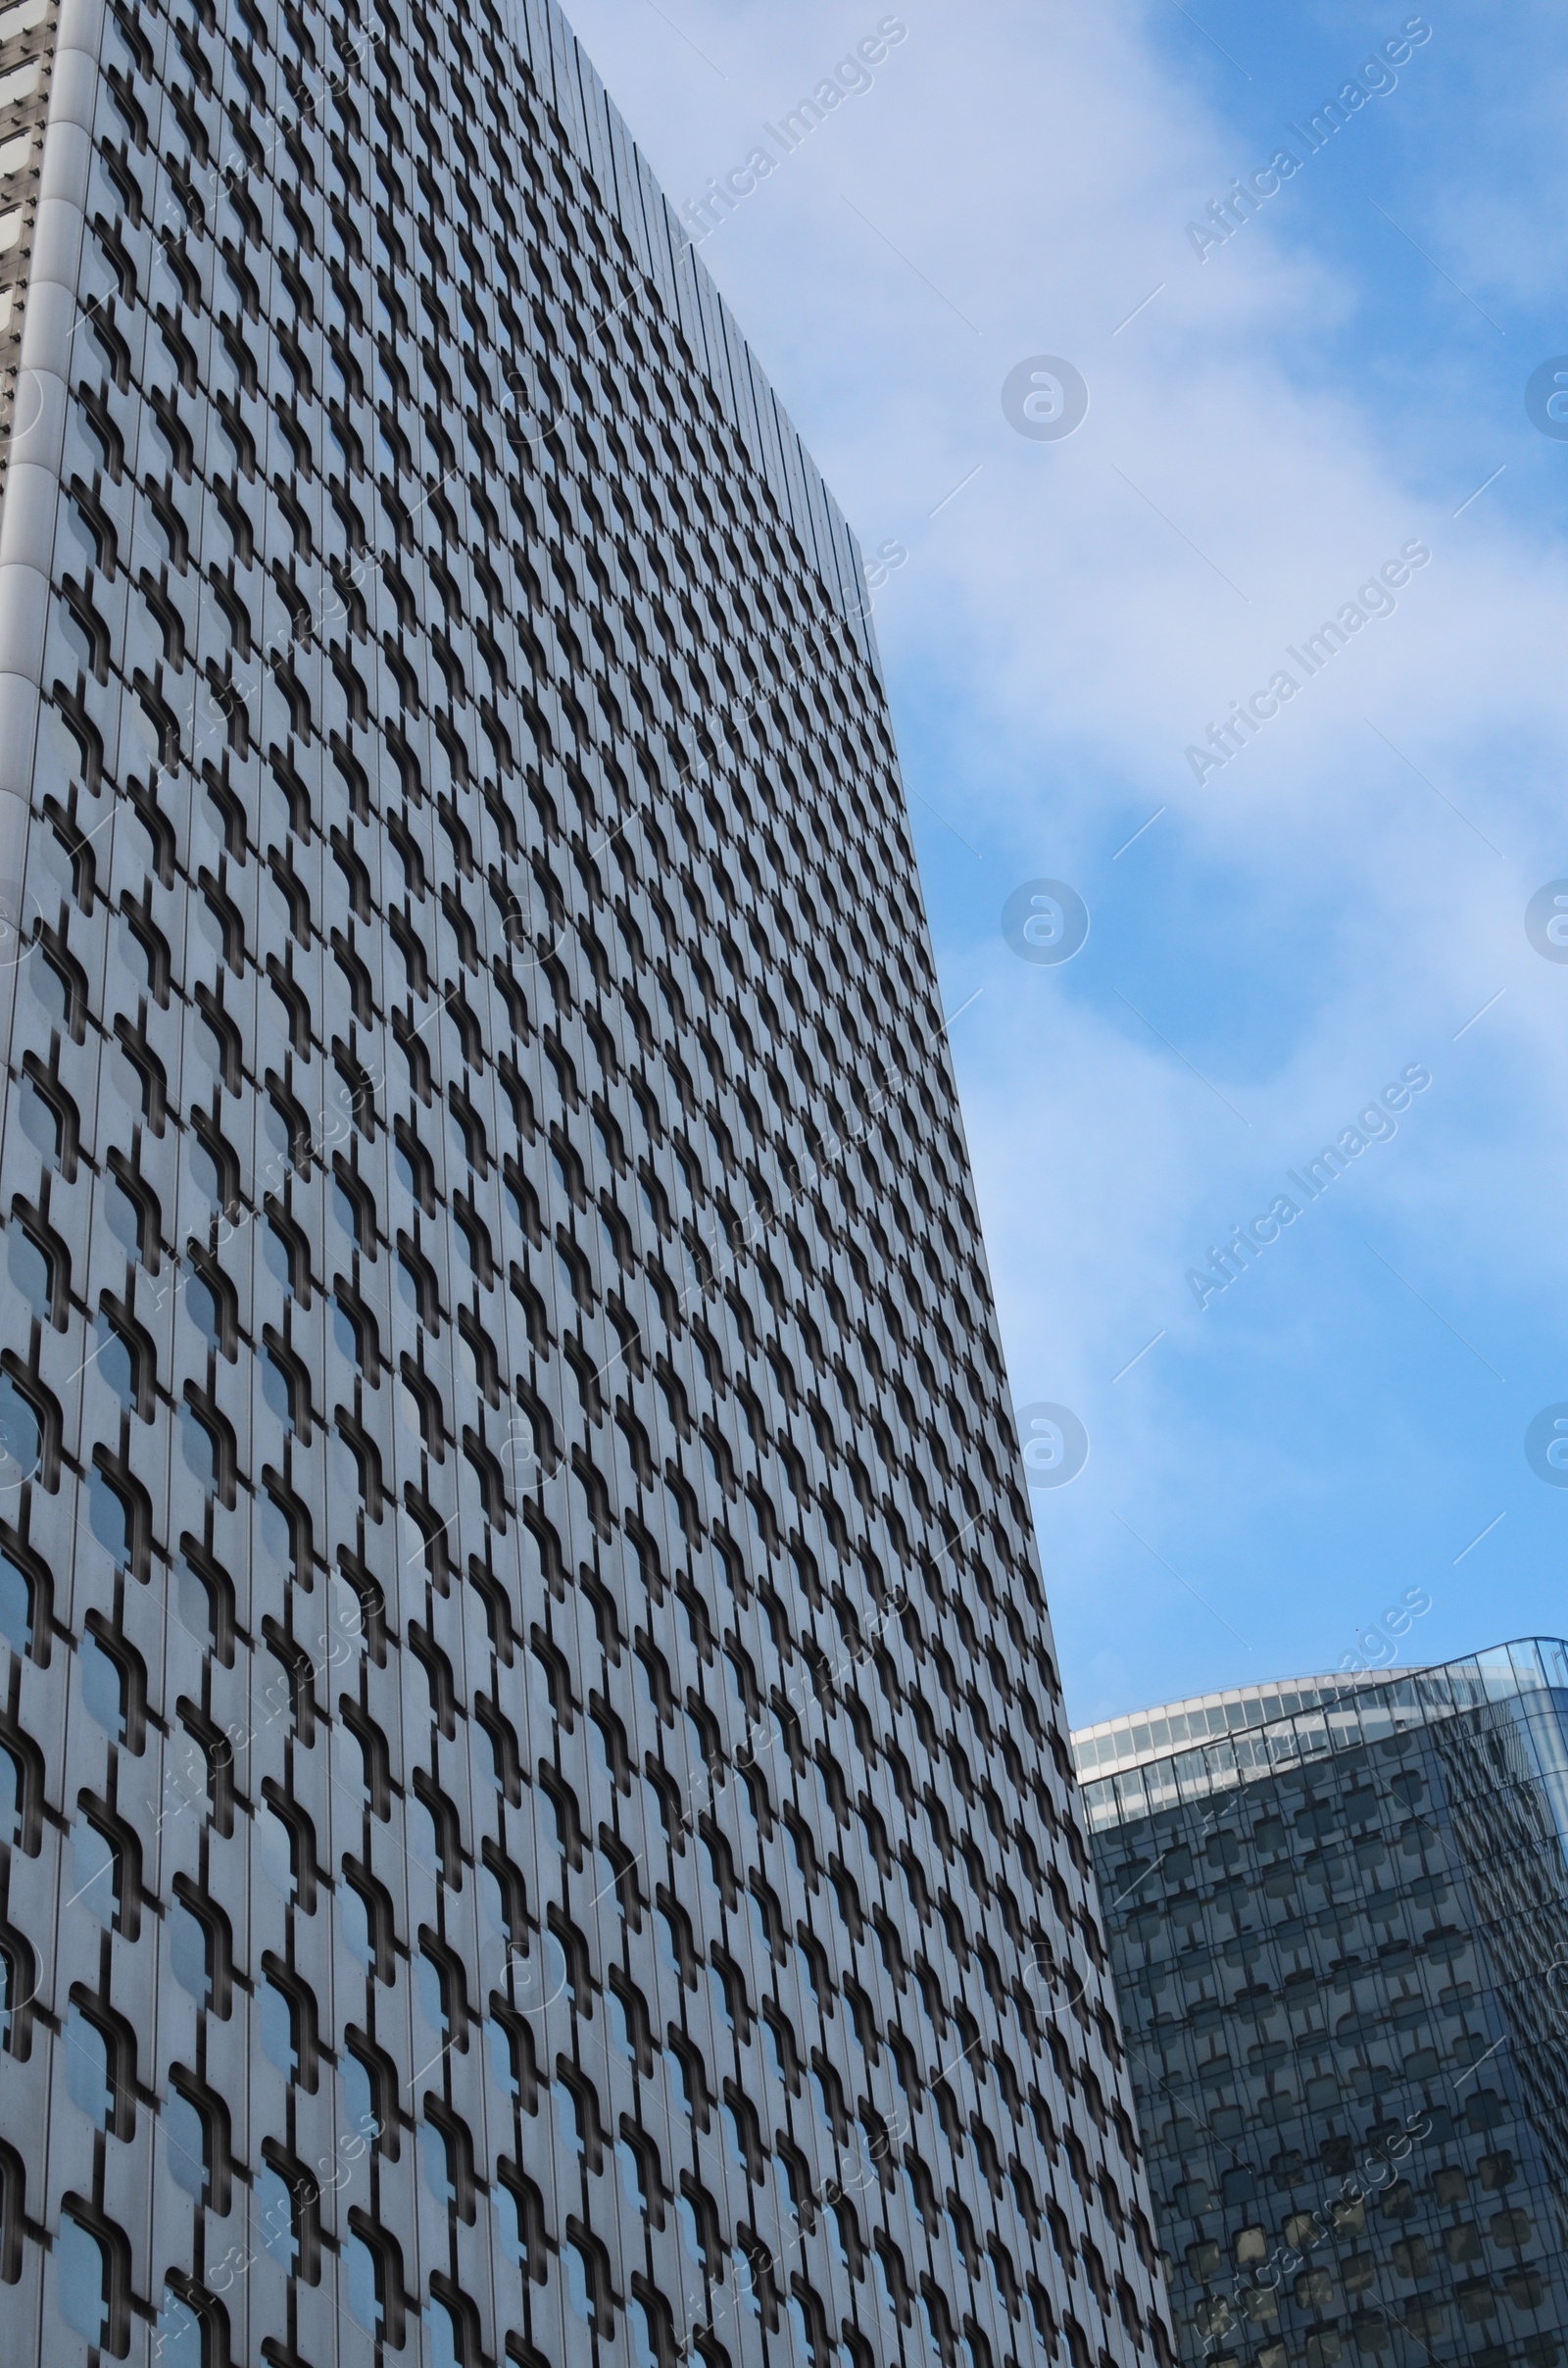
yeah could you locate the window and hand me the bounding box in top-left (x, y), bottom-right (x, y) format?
top-left (0, 1745), bottom-right (19, 1852)
top-left (6, 1223), bottom-right (51, 1322)
top-left (93, 1312), bottom-right (138, 1413)
top-left (165, 2089), bottom-right (210, 2200)
top-left (343, 2045), bottom-right (386, 2151)
top-left (66, 2004), bottom-right (113, 2127)
top-left (79, 1631), bottom-right (127, 1740)
top-left (184, 1273), bottom-right (222, 1355)
top-left (178, 1401), bottom-right (218, 1493)
top-left (0, 1378), bottom-right (41, 1494)
top-left (345, 2212), bottom-right (404, 2346)
top-left (263, 1212), bottom-right (310, 1299)
top-left (263, 1340), bottom-right (309, 1436)
top-left (0, 1554), bottom-right (33, 1655)
top-left (258, 2163), bottom-right (297, 2269)
top-left (416, 1935), bottom-right (466, 2047)
top-left (73, 1813), bottom-right (121, 1928)
top-left (259, 1806), bottom-right (298, 1900)
top-left (18, 1076), bottom-right (65, 1170)
top-left (565, 2226), bottom-right (611, 2333)
top-left (56, 2212), bottom-right (111, 2347)
top-left (171, 1901), bottom-right (212, 2006)
top-left (153, 2292), bottom-right (203, 2365)
top-left (261, 1970), bottom-right (299, 2079)
top-left (345, 2231), bottom-right (383, 2336)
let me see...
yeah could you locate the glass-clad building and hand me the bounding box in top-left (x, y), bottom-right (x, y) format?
top-left (1073, 1642), bottom-right (1568, 2368)
top-left (0, 0), bottom-right (1169, 2360)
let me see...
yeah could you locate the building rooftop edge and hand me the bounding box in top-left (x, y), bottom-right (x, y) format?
top-left (1069, 1636), bottom-right (1568, 1783)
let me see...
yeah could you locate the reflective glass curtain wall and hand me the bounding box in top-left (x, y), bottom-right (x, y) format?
top-left (1078, 1644), bottom-right (1568, 2368)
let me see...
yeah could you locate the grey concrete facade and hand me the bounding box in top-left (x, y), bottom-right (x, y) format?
top-left (0, 2), bottom-right (1173, 2364)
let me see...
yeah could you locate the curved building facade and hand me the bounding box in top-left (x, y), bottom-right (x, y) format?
top-left (1075, 1641), bottom-right (1568, 2368)
top-left (0, 1), bottom-right (1169, 2364)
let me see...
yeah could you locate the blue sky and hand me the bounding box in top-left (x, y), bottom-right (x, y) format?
top-left (564, 0), bottom-right (1568, 1727)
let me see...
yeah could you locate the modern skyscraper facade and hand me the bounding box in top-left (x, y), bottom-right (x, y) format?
top-left (0, 2), bottom-right (1170, 2364)
top-left (1074, 1642), bottom-right (1568, 2368)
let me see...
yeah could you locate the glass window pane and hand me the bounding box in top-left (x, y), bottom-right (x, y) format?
top-left (342, 1884), bottom-right (371, 1967)
top-left (345, 2234), bottom-right (380, 2334)
top-left (565, 2239), bottom-right (595, 2326)
top-left (259, 2165), bottom-right (296, 2267)
top-left (174, 1563), bottom-right (212, 1648)
top-left (73, 1817), bottom-right (118, 1925)
top-left (493, 2182), bottom-right (524, 2266)
top-left (65, 2006), bottom-right (112, 2126)
top-left (486, 2017), bottom-right (517, 2101)
top-left (19, 1080), bottom-right (58, 1164)
top-left (166, 2091), bottom-right (207, 2197)
top-left (7, 1226), bottom-right (49, 1318)
top-left (186, 1275), bottom-right (220, 1349)
top-left (259, 1809), bottom-right (294, 1897)
top-left (80, 1635), bottom-right (124, 1738)
top-left (85, 1469), bottom-right (127, 1563)
top-left (106, 1181), bottom-right (140, 1260)
top-left (179, 1404), bottom-right (216, 1492)
top-left (420, 2119), bottom-right (455, 2203)
top-left (260, 1982), bottom-right (296, 2075)
top-left (57, 2215), bottom-right (108, 2343)
top-left (416, 1953), bottom-right (446, 2036)
top-left (344, 2052), bottom-right (377, 2144)
top-left (154, 2292), bottom-right (203, 2365)
top-left (425, 2300), bottom-right (460, 2368)
top-left (630, 2297), bottom-right (661, 2368)
top-left (0, 1554), bottom-right (28, 1653)
top-left (94, 1314), bottom-right (134, 1408)
top-left (0, 1378), bottom-right (40, 1491)
top-left (171, 1904), bottom-right (210, 2003)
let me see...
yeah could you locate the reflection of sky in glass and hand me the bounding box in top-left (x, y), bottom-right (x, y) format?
top-left (425, 2299), bottom-right (460, 2368)
top-left (7, 1226), bottom-right (48, 1319)
top-left (85, 1467), bottom-right (125, 1562)
top-left (259, 2165), bottom-right (295, 2267)
top-left (1503, 1684), bottom-right (1568, 1873)
top-left (165, 2092), bottom-right (206, 2198)
top-left (0, 1554), bottom-right (27, 1653)
top-left (0, 1376), bottom-right (39, 1488)
top-left (56, 2217), bottom-right (106, 2343)
top-left (416, 1951), bottom-right (447, 2037)
top-left (65, 2005), bottom-right (111, 2126)
top-left (154, 2294), bottom-right (202, 2365)
top-left (260, 1980), bottom-right (295, 2076)
top-left (73, 1815), bottom-right (116, 1925)
top-left (564, 2238), bottom-right (595, 2325)
top-left (80, 1634), bottom-right (123, 1739)
top-left (492, 2182), bottom-right (524, 2267)
top-left (420, 2120), bottom-right (454, 2204)
top-left (170, 1903), bottom-right (209, 2003)
top-left (178, 1403), bottom-right (216, 1492)
top-left (94, 1314), bottom-right (134, 1409)
top-left (345, 2234), bottom-right (379, 2334)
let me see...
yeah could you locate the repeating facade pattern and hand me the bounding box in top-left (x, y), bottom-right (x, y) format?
top-left (1076, 1643), bottom-right (1568, 2368)
top-left (0, 0), bottom-right (1171, 2363)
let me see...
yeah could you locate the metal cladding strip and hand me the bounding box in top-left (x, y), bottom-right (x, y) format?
top-left (0, 0), bottom-right (96, 1060)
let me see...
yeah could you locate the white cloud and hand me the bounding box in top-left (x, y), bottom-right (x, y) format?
top-left (564, 0), bottom-right (1568, 1710)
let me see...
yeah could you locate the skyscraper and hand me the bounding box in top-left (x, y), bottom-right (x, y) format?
top-left (1074, 1643), bottom-right (1568, 2368)
top-left (0, 0), bottom-right (1170, 2363)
